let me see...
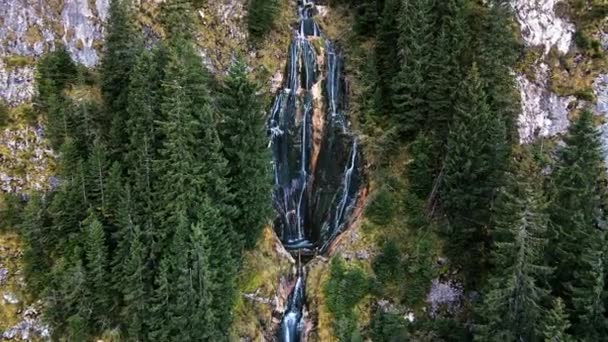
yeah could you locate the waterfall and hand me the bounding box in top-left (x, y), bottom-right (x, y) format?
top-left (269, 1), bottom-right (362, 340)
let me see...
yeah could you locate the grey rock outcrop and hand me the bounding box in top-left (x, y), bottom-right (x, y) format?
top-left (517, 63), bottom-right (575, 143)
top-left (512, 0), bottom-right (575, 54)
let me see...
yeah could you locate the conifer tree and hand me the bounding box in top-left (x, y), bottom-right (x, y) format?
top-left (121, 224), bottom-right (146, 340)
top-left (426, 0), bottom-right (469, 143)
top-left (247, 0), bottom-right (280, 42)
top-left (218, 58), bottom-right (271, 248)
top-left (100, 0), bottom-right (141, 153)
top-left (153, 49), bottom-right (202, 254)
top-left (407, 133), bottom-right (436, 199)
top-left (475, 1), bottom-right (520, 142)
top-left (190, 220), bottom-right (217, 340)
top-left (392, 0), bottom-right (437, 138)
top-left (548, 110), bottom-right (607, 336)
top-left (197, 200), bottom-right (237, 337)
top-left (21, 195), bottom-right (51, 294)
top-left (86, 140), bottom-right (108, 213)
top-left (542, 298), bottom-right (572, 342)
top-left (474, 150), bottom-right (550, 341)
top-left (374, 0), bottom-right (400, 118)
top-left (441, 64), bottom-right (507, 274)
top-left (35, 45), bottom-right (77, 110)
top-left (147, 258), bottom-right (171, 342)
top-left (83, 212), bottom-right (111, 328)
top-left (125, 48), bottom-right (165, 249)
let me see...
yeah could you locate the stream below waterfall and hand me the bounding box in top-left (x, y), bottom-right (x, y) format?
top-left (267, 1), bottom-right (363, 340)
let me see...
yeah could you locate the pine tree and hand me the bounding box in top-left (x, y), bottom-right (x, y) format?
top-left (247, 0), bottom-right (280, 42)
top-left (100, 0), bottom-right (142, 154)
top-left (21, 195), bottom-right (51, 294)
top-left (407, 133), bottom-right (437, 199)
top-left (83, 212), bottom-right (111, 329)
top-left (542, 297), bottom-right (573, 342)
top-left (121, 224), bottom-right (146, 340)
top-left (475, 1), bottom-right (520, 142)
top-left (35, 45), bottom-right (77, 110)
top-left (474, 150), bottom-right (551, 341)
top-left (197, 200), bottom-right (236, 337)
top-left (353, 0), bottom-right (381, 37)
top-left (190, 220), bottom-right (217, 340)
top-left (152, 49), bottom-right (202, 255)
top-left (147, 257), bottom-right (171, 342)
top-left (548, 110), bottom-right (607, 336)
top-left (86, 140), bottom-right (109, 213)
top-left (391, 0), bottom-right (437, 138)
top-left (441, 64), bottom-right (507, 275)
top-left (374, 0), bottom-right (400, 118)
top-left (218, 58), bottom-right (271, 248)
top-left (426, 0), bottom-right (469, 143)
top-left (125, 48), bottom-right (165, 251)
top-left (166, 213), bottom-right (194, 341)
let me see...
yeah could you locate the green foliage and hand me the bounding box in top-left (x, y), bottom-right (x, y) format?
top-left (324, 256), bottom-right (370, 340)
top-left (100, 0), bottom-right (142, 154)
top-left (474, 150), bottom-right (551, 341)
top-left (0, 193), bottom-right (23, 231)
top-left (35, 45), bottom-right (77, 110)
top-left (441, 64), bottom-right (507, 277)
top-left (247, 0), bottom-right (280, 42)
top-left (391, 0), bottom-right (437, 138)
top-left (548, 110), bottom-right (608, 338)
top-left (372, 240), bottom-right (401, 283)
top-left (373, 0), bottom-right (400, 118)
top-left (0, 101), bottom-right (8, 128)
top-left (365, 186), bottom-right (395, 226)
top-left (408, 133), bottom-right (436, 199)
top-left (218, 57), bottom-right (271, 248)
top-left (370, 309), bottom-right (409, 342)
top-left (542, 297), bottom-right (573, 342)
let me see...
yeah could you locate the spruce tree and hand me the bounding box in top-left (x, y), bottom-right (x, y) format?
top-left (475, 1), bottom-right (520, 142)
top-left (100, 0), bottom-right (141, 154)
top-left (426, 0), bottom-right (469, 143)
top-left (247, 0), bottom-right (280, 42)
top-left (407, 133), bottom-right (437, 199)
top-left (35, 45), bottom-right (77, 110)
top-left (125, 48), bottom-right (165, 251)
top-left (542, 297), bottom-right (573, 342)
top-left (391, 0), bottom-right (436, 138)
top-left (86, 140), bottom-right (109, 213)
top-left (21, 195), bottom-right (51, 294)
top-left (374, 0), bottom-right (400, 118)
top-left (83, 212), bottom-right (111, 329)
top-left (441, 64), bottom-right (507, 276)
top-left (474, 150), bottom-right (550, 341)
top-left (218, 58), bottom-right (271, 248)
top-left (147, 257), bottom-right (171, 342)
top-left (121, 224), bottom-right (146, 340)
top-left (548, 110), bottom-right (607, 337)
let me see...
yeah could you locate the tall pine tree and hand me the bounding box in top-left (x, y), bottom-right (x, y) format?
top-left (218, 58), bottom-right (271, 248)
top-left (441, 64), bottom-right (507, 277)
top-left (548, 110), bottom-right (607, 338)
top-left (474, 150), bottom-right (551, 341)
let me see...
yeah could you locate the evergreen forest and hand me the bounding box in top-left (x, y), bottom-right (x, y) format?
top-left (1, 0), bottom-right (608, 341)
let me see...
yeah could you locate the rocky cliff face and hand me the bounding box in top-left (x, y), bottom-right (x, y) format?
top-left (513, 0), bottom-right (608, 154)
top-left (513, 0), bottom-right (577, 143)
top-left (0, 0), bottom-right (109, 105)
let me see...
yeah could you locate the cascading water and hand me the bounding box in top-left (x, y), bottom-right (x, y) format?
top-left (269, 1), bottom-right (362, 340)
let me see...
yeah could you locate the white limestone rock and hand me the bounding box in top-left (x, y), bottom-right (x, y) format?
top-left (517, 63), bottom-right (575, 143)
top-left (512, 0), bottom-right (575, 54)
top-left (61, 0), bottom-right (109, 67)
top-left (0, 61), bottom-right (35, 105)
top-left (592, 74), bottom-right (608, 166)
